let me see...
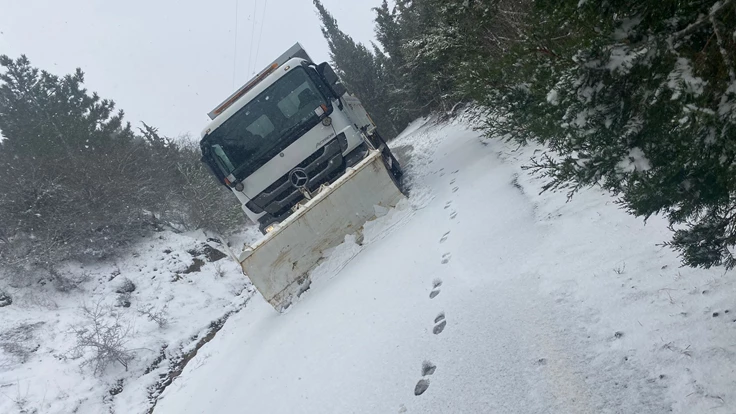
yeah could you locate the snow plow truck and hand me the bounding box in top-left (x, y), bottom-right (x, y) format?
top-left (199, 44), bottom-right (406, 311)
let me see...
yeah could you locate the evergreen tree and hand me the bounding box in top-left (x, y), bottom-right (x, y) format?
top-left (0, 56), bottom-right (161, 267)
top-left (316, 0), bottom-right (736, 269)
top-left (0, 55), bottom-right (132, 158)
top-left (487, 0), bottom-right (736, 268)
top-left (0, 56), bottom-right (244, 273)
top-left (372, 0), bottom-right (525, 118)
top-left (370, 0), bottom-right (736, 269)
top-left (313, 0), bottom-right (403, 137)
top-left (373, 0), bottom-right (453, 117)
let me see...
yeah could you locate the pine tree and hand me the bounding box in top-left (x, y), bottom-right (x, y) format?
top-left (0, 56), bottom-right (245, 273)
top-left (373, 0), bottom-right (452, 116)
top-left (321, 0), bottom-right (736, 269)
top-left (372, 0), bottom-right (519, 117)
top-left (489, 0), bottom-right (736, 269)
top-left (0, 55), bottom-right (132, 158)
top-left (0, 56), bottom-right (155, 267)
top-left (313, 0), bottom-right (403, 137)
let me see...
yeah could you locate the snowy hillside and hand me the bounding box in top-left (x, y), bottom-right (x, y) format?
top-left (0, 228), bottom-right (261, 414)
top-left (2, 117), bottom-right (735, 414)
top-left (150, 117), bottom-right (735, 414)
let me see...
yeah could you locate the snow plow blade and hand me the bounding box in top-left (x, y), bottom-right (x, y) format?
top-left (237, 150), bottom-right (405, 311)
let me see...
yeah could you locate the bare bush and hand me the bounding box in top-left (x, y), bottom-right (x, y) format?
top-left (165, 144), bottom-right (247, 234)
top-left (1, 382), bottom-right (34, 414)
top-left (137, 304), bottom-right (169, 328)
top-left (213, 263), bottom-right (226, 278)
top-left (69, 302), bottom-right (135, 375)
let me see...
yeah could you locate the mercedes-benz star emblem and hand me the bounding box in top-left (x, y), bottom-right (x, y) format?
top-left (289, 168), bottom-right (309, 188)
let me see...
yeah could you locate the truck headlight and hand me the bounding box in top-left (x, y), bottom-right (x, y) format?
top-left (265, 224), bottom-right (277, 233)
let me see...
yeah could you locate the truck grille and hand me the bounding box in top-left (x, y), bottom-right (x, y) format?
top-left (247, 139), bottom-right (345, 221)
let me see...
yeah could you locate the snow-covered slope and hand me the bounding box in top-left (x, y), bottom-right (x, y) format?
top-left (0, 228), bottom-right (261, 414)
top-left (153, 117), bottom-right (736, 414)
top-left (2, 117), bottom-right (734, 413)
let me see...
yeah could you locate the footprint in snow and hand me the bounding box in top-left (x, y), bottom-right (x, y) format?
top-left (422, 360), bottom-right (437, 376)
top-left (439, 231), bottom-right (450, 244)
top-left (441, 253), bottom-right (451, 264)
top-left (414, 379), bottom-right (430, 396)
top-left (450, 178), bottom-right (456, 185)
top-left (414, 361), bottom-right (437, 396)
top-left (451, 170), bottom-right (459, 174)
top-left (452, 187), bottom-right (459, 193)
top-left (450, 211), bottom-right (458, 220)
top-left (434, 312), bottom-right (445, 324)
top-left (433, 313), bottom-right (447, 335)
top-left (429, 279), bottom-right (442, 299)
top-left (444, 201), bottom-right (452, 210)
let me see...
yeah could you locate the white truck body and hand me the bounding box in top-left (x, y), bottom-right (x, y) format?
top-left (200, 44), bottom-right (405, 310)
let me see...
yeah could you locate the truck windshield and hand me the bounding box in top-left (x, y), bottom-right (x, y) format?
top-left (204, 67), bottom-right (328, 179)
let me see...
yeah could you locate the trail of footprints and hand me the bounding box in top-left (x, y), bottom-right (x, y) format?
top-left (413, 173), bottom-right (459, 398)
top-left (415, 283), bottom-right (448, 397)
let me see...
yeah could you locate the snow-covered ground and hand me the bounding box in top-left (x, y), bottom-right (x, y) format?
top-left (0, 228), bottom-right (261, 414)
top-left (2, 116), bottom-right (735, 413)
top-left (150, 117), bottom-right (736, 414)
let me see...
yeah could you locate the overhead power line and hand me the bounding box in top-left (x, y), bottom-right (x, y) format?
top-left (232, 0), bottom-right (240, 89)
top-left (246, 0), bottom-right (258, 76)
top-left (252, 0), bottom-right (269, 74)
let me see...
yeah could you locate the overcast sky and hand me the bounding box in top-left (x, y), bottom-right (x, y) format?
top-left (0, 0), bottom-right (382, 139)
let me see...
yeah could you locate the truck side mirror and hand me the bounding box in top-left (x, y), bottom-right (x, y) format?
top-left (331, 81), bottom-right (347, 97)
top-left (318, 63), bottom-right (347, 98)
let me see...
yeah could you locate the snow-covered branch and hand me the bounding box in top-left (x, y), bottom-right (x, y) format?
top-left (672, 0), bottom-right (733, 41)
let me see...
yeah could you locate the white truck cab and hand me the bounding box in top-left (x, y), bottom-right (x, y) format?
top-left (200, 44), bottom-right (402, 233)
